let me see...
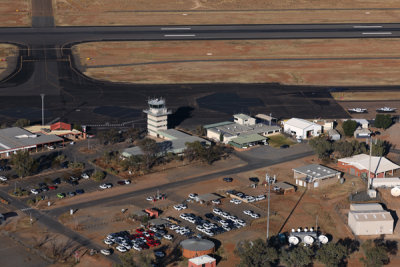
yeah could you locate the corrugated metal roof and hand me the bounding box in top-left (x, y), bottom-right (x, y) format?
top-left (230, 133), bottom-right (266, 145)
top-left (284, 118), bottom-right (319, 129)
top-left (339, 154), bottom-right (400, 174)
top-left (189, 255), bottom-right (216, 265)
top-left (0, 127), bottom-right (63, 152)
top-left (293, 164), bottom-right (340, 180)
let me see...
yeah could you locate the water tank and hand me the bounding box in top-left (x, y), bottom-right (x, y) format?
top-left (310, 227), bottom-right (314, 232)
top-left (391, 187), bottom-right (400, 197)
top-left (288, 236), bottom-right (299, 245)
top-left (303, 235), bottom-right (314, 245)
top-left (297, 228), bottom-right (301, 232)
top-left (304, 227), bottom-right (308, 232)
top-left (291, 229), bottom-right (295, 233)
top-left (318, 235), bottom-right (329, 244)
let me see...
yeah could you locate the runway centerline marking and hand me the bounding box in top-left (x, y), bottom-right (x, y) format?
top-left (161, 27), bottom-right (191, 30)
top-left (164, 34), bottom-right (196, 37)
top-left (353, 25), bottom-right (382, 28)
top-left (362, 32), bottom-right (392, 35)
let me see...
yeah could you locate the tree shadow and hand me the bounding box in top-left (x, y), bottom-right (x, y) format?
top-left (168, 106), bottom-right (194, 128)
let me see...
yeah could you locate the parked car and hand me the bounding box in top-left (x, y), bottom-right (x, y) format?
top-left (212, 199), bottom-right (221, 205)
top-left (116, 246), bottom-right (127, 253)
top-left (68, 192), bottom-right (76, 197)
top-left (49, 185), bottom-right (57, 190)
top-left (188, 193), bottom-right (198, 199)
top-left (0, 176), bottom-right (7, 181)
top-left (223, 177), bottom-right (233, 182)
top-left (280, 144), bottom-right (289, 149)
top-left (81, 173), bottom-right (90, 179)
top-left (100, 249), bottom-right (111, 256)
top-left (57, 193), bottom-right (66, 199)
top-left (52, 178), bottom-right (61, 185)
top-left (31, 188), bottom-right (40, 194)
top-left (99, 183), bottom-right (112, 189)
top-left (249, 177), bottom-right (259, 183)
top-left (76, 189), bottom-right (85, 194)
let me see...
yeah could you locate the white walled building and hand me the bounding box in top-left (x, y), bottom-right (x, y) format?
top-left (283, 118), bottom-right (322, 139)
top-left (143, 98), bottom-right (172, 137)
top-left (348, 203), bottom-right (394, 236)
top-left (233, 113), bottom-right (256, 126)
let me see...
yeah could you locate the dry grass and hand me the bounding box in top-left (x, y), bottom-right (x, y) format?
top-left (0, 44), bottom-right (18, 79)
top-left (73, 39), bottom-right (400, 85)
top-left (332, 91), bottom-right (400, 101)
top-left (53, 0), bottom-right (400, 26)
top-left (0, 0), bottom-right (31, 27)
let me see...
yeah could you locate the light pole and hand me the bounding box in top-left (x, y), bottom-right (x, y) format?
top-left (40, 94), bottom-right (45, 126)
top-left (266, 172), bottom-right (271, 241)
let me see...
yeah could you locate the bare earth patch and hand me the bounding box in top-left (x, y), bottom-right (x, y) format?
top-left (53, 0), bottom-right (400, 26)
top-left (0, 44), bottom-right (18, 80)
top-left (0, 0), bottom-right (31, 27)
top-left (74, 39), bottom-right (400, 85)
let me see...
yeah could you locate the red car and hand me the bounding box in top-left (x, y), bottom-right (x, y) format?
top-left (49, 186), bottom-right (57, 190)
top-left (147, 231), bottom-right (155, 236)
top-left (136, 228), bottom-right (145, 233)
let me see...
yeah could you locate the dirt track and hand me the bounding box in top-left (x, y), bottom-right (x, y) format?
top-left (0, 0), bottom-right (31, 27)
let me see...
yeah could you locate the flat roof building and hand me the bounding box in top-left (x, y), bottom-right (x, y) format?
top-left (348, 203), bottom-right (394, 236)
top-left (204, 114), bottom-right (281, 147)
top-left (122, 129), bottom-right (210, 157)
top-left (0, 127), bottom-right (63, 158)
top-left (189, 255), bottom-right (216, 267)
top-left (293, 164), bottom-right (341, 189)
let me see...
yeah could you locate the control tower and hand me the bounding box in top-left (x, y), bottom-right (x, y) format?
top-left (143, 98), bottom-right (172, 137)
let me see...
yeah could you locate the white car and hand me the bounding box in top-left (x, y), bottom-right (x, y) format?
top-left (243, 210), bottom-right (252, 215)
top-left (0, 176), bottom-right (7, 181)
top-left (212, 199), bottom-right (221, 205)
top-left (221, 212), bottom-right (229, 218)
top-left (133, 245), bottom-right (142, 251)
top-left (81, 173), bottom-right (90, 179)
top-left (100, 249), bottom-right (111, 256)
top-left (31, 188), bottom-right (40, 195)
top-left (246, 197), bottom-right (256, 203)
top-left (169, 224), bottom-right (179, 230)
top-left (256, 195), bottom-right (266, 201)
top-left (188, 193), bottom-right (198, 199)
top-left (212, 208), bottom-right (222, 215)
top-left (173, 204), bottom-right (184, 211)
top-left (233, 199), bottom-right (242, 205)
top-left (104, 239), bottom-right (114, 245)
top-left (164, 234), bottom-right (173, 240)
top-left (116, 246), bottom-right (127, 253)
top-left (196, 225), bottom-right (205, 232)
top-left (222, 226), bottom-right (231, 231)
top-left (250, 213), bottom-right (260, 219)
top-left (99, 183), bottom-right (112, 189)
top-left (180, 213), bottom-right (189, 219)
top-left (123, 180), bottom-right (131, 185)
top-left (146, 196), bottom-right (154, 201)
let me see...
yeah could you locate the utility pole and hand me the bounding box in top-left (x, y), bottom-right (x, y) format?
top-left (40, 94), bottom-right (45, 126)
top-left (266, 172), bottom-right (271, 241)
top-left (368, 136), bottom-right (373, 189)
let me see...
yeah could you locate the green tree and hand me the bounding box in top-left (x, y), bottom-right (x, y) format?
top-left (371, 139), bottom-right (391, 157)
top-left (195, 125), bottom-right (206, 136)
top-left (342, 120), bottom-right (358, 137)
top-left (360, 240), bottom-right (390, 267)
top-left (120, 154), bottom-right (143, 172)
top-left (374, 114), bottom-right (392, 129)
top-left (235, 239), bottom-right (278, 267)
top-left (316, 242), bottom-right (348, 267)
top-left (309, 137), bottom-right (333, 159)
top-left (13, 118), bottom-right (30, 128)
top-left (123, 128), bottom-right (142, 143)
top-left (10, 150), bottom-right (37, 177)
top-left (91, 170), bottom-right (106, 182)
top-left (98, 129), bottom-right (121, 145)
top-left (280, 246), bottom-right (314, 267)
top-left (137, 138), bottom-right (159, 170)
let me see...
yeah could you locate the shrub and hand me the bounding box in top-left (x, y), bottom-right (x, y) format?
top-left (92, 171), bottom-right (106, 182)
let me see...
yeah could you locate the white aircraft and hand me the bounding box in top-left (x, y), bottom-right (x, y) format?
top-left (348, 108), bottom-right (367, 113)
top-left (376, 107), bottom-right (397, 113)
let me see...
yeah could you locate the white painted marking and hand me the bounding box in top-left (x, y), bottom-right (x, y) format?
top-left (21, 208), bottom-right (33, 212)
top-left (182, 13), bottom-right (188, 16)
top-left (161, 27), bottom-right (191, 30)
top-left (353, 25), bottom-right (382, 28)
top-left (362, 32), bottom-right (392, 35)
top-left (207, 53), bottom-right (213, 56)
top-left (164, 34), bottom-right (196, 37)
